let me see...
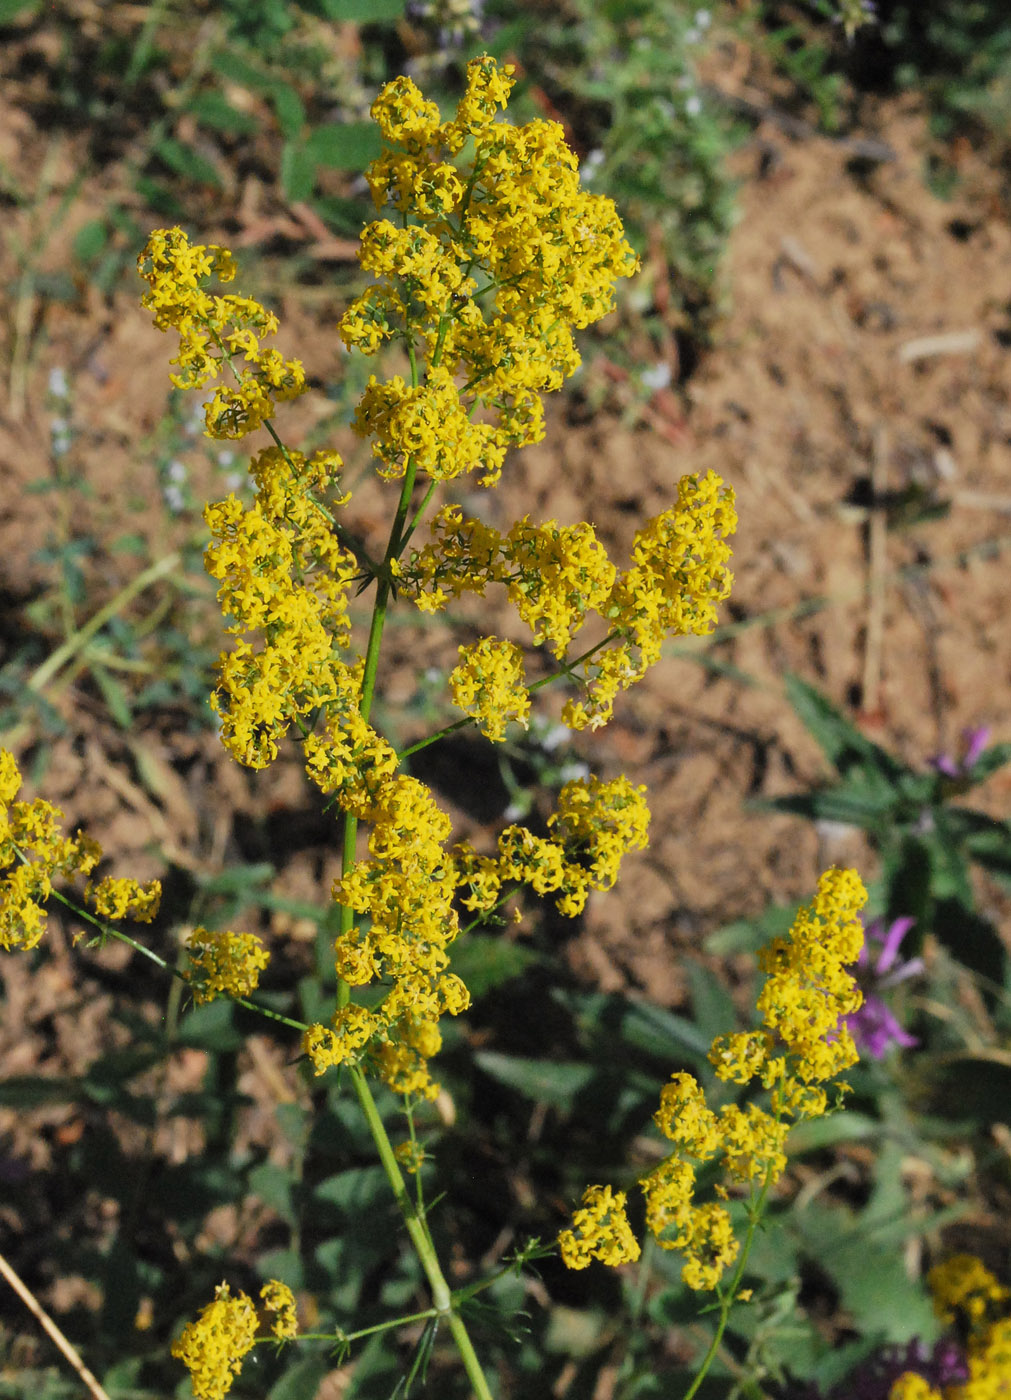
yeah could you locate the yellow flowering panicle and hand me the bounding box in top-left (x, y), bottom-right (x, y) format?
top-left (136, 59), bottom-right (691, 1113)
top-left (171, 1283), bottom-right (258, 1400)
top-left (928, 1255), bottom-right (1010, 1329)
top-left (185, 927), bottom-right (270, 1004)
top-left (342, 55), bottom-right (638, 486)
top-left (1, 749), bottom-right (110, 951)
top-left (561, 869), bottom-right (867, 1291)
top-left (205, 446), bottom-right (358, 769)
top-left (302, 773), bottom-right (468, 1100)
top-left (563, 470), bottom-right (738, 731)
top-left (138, 227), bottom-right (307, 439)
top-left (558, 1185), bottom-right (642, 1271)
top-left (449, 637), bottom-right (530, 742)
top-left (172, 1280), bottom-right (296, 1400)
top-left (402, 473), bottom-right (735, 733)
top-left (890, 1378), bottom-right (944, 1400)
top-left (954, 1318), bottom-right (1011, 1400)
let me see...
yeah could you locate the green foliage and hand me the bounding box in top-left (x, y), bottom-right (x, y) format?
top-left (764, 675), bottom-right (1011, 985)
top-left (495, 0), bottom-right (740, 353)
top-left (866, 0), bottom-right (1011, 140)
top-left (755, 0), bottom-right (1011, 153)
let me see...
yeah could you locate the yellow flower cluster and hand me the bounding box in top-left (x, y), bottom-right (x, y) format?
top-left (560, 869), bottom-right (867, 1289)
top-left (204, 446), bottom-right (357, 767)
top-left (557, 1185), bottom-right (641, 1270)
top-left (449, 637), bottom-right (530, 742)
top-left (456, 775), bottom-right (651, 920)
top-left (403, 470), bottom-right (736, 731)
top-left (138, 227), bottom-right (307, 439)
top-left (185, 926), bottom-right (270, 1004)
top-left (172, 1280), bottom-right (297, 1400)
top-left (86, 875), bottom-right (162, 923)
top-left (300, 771), bottom-right (649, 1098)
top-left (341, 55), bottom-right (638, 486)
top-left (890, 1256), bottom-right (1011, 1400)
top-left (304, 772), bottom-right (469, 1100)
top-left (259, 1279), bottom-right (299, 1340)
top-left (929, 1255), bottom-right (1010, 1328)
top-left (394, 1139), bottom-right (426, 1174)
top-left (1, 750), bottom-right (160, 951)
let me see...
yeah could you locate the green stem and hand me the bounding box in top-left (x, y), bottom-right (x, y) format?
top-left (396, 631), bottom-right (618, 761)
top-left (26, 552), bottom-right (181, 696)
top-left (679, 1171), bottom-right (776, 1400)
top-left (291, 1306), bottom-right (439, 1346)
top-left (44, 885), bottom-right (309, 1034)
top-left (350, 1066), bottom-right (495, 1400)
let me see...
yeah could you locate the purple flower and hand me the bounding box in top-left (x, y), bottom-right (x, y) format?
top-left (846, 916), bottom-right (923, 1059)
top-left (931, 725), bottom-right (991, 779)
top-left (824, 1337), bottom-right (968, 1400)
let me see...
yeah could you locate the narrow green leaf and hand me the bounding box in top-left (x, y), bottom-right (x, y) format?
top-left (313, 1164), bottom-right (389, 1212)
top-left (272, 84), bottom-right (306, 141)
top-left (317, 0), bottom-right (404, 19)
top-left (281, 141), bottom-right (316, 202)
top-left (304, 121), bottom-right (383, 172)
top-left (268, 1356), bottom-right (331, 1400)
top-left (962, 742), bottom-right (1011, 783)
top-left (249, 1160), bottom-right (296, 1223)
top-left (90, 662), bottom-right (133, 730)
top-left (155, 137), bottom-right (221, 188)
top-left (0, 1076), bottom-right (82, 1107)
top-left (474, 1051), bottom-right (596, 1107)
top-left (73, 218), bottom-right (108, 263)
top-left (0, 0), bottom-right (39, 18)
top-left (178, 999), bottom-right (244, 1051)
top-left (784, 674), bottom-right (905, 782)
top-left (707, 899), bottom-right (797, 954)
top-left (187, 91), bottom-right (259, 136)
top-left (687, 963), bottom-right (736, 1042)
top-left (948, 806), bottom-right (1011, 879)
top-left (211, 50), bottom-right (279, 94)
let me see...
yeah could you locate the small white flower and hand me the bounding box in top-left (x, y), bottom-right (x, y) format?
top-left (48, 367), bottom-right (69, 399)
top-left (559, 761), bottom-right (591, 784)
top-left (685, 94), bottom-right (702, 117)
top-left (580, 149), bottom-right (605, 184)
top-left (640, 361), bottom-right (672, 392)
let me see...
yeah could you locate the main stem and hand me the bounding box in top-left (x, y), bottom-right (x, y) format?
top-left (337, 453), bottom-right (495, 1398)
top-left (679, 1170), bottom-right (776, 1400)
